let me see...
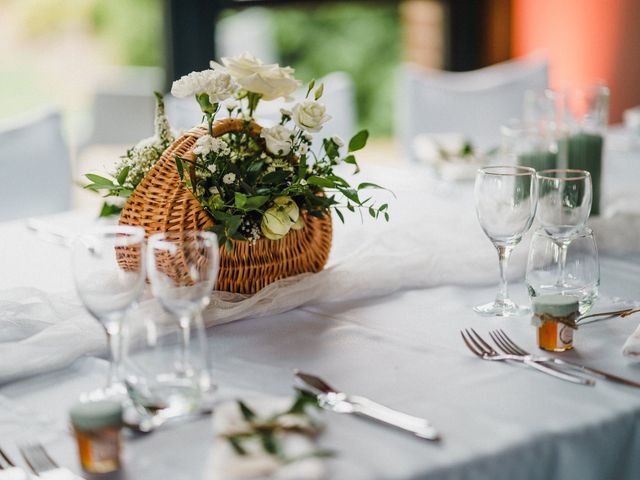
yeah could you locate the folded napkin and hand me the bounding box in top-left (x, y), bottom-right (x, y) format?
top-left (623, 323), bottom-right (640, 357)
top-left (0, 468), bottom-right (28, 480)
top-left (205, 396), bottom-right (326, 480)
top-left (38, 468), bottom-right (85, 480)
top-left (412, 133), bottom-right (481, 181)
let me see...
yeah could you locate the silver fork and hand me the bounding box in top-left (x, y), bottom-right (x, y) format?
top-left (0, 446), bottom-right (29, 479)
top-left (491, 329), bottom-right (640, 389)
top-left (460, 328), bottom-right (594, 386)
top-left (19, 443), bottom-right (59, 476)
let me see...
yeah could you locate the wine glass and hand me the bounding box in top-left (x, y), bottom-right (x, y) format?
top-left (474, 166), bottom-right (538, 316)
top-left (136, 231), bottom-right (219, 416)
top-left (526, 227), bottom-right (600, 315)
top-left (71, 225), bottom-right (146, 399)
top-left (536, 169), bottom-right (592, 286)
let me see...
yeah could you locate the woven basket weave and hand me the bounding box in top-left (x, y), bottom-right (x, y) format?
top-left (119, 118), bottom-right (332, 294)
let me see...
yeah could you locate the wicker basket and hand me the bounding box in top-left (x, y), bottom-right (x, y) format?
top-left (119, 118), bottom-right (332, 294)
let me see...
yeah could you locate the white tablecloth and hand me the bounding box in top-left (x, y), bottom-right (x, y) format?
top-left (1, 133), bottom-right (640, 479)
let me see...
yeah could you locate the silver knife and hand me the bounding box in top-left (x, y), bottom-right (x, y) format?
top-left (294, 370), bottom-right (441, 441)
top-left (528, 355), bottom-right (640, 388)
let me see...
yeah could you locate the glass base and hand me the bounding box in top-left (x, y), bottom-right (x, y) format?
top-left (473, 299), bottom-right (530, 317)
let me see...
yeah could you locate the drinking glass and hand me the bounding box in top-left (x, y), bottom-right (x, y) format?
top-left (564, 84), bottom-right (609, 215)
top-left (526, 228), bottom-right (600, 314)
top-left (537, 169), bottom-right (592, 285)
top-left (501, 118), bottom-right (559, 172)
top-left (71, 225), bottom-right (146, 399)
top-left (474, 166), bottom-right (538, 316)
top-left (129, 231), bottom-right (219, 416)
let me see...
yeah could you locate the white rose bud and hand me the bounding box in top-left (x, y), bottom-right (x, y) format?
top-left (293, 100), bottom-right (331, 132)
top-left (260, 125), bottom-right (293, 156)
top-left (332, 135), bottom-right (345, 148)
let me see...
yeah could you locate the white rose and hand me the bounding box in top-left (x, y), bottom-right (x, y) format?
top-left (213, 53), bottom-right (300, 101)
top-left (171, 69), bottom-right (236, 103)
top-left (260, 125), bottom-right (293, 156)
top-left (293, 101), bottom-right (331, 132)
top-left (212, 52), bottom-right (267, 79)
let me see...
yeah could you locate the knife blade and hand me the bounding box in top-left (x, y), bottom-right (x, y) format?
top-left (294, 370), bottom-right (441, 441)
top-left (535, 357), bottom-right (640, 388)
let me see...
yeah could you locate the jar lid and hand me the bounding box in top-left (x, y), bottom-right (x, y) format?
top-left (533, 294), bottom-right (580, 317)
top-left (70, 400), bottom-right (123, 431)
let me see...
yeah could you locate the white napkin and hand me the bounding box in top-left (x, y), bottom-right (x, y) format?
top-left (412, 133), bottom-right (480, 181)
top-left (0, 468), bottom-right (28, 480)
top-left (38, 468), bottom-right (85, 480)
top-left (205, 398), bottom-right (326, 480)
top-left (623, 324), bottom-right (640, 357)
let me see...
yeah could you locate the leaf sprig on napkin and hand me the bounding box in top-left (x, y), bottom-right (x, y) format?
top-left (222, 389), bottom-right (333, 464)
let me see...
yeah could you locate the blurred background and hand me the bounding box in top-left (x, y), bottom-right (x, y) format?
top-left (1, 0), bottom-right (639, 213)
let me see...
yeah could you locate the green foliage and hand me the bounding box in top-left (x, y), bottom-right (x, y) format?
top-left (89, 0), bottom-right (163, 66)
top-left (270, 4), bottom-right (401, 136)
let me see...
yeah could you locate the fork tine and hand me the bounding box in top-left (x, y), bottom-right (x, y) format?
top-left (20, 443), bottom-right (57, 475)
top-left (0, 447), bottom-right (15, 468)
top-left (460, 330), bottom-right (483, 358)
top-left (497, 329), bottom-right (530, 355)
top-left (465, 329), bottom-right (492, 355)
top-left (489, 330), bottom-right (518, 355)
top-left (469, 328), bottom-right (496, 354)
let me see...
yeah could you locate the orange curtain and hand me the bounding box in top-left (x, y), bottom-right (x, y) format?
top-left (512, 0), bottom-right (640, 123)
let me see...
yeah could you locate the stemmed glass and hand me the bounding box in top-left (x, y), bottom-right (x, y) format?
top-left (71, 225), bottom-right (146, 399)
top-left (136, 231), bottom-right (219, 415)
top-left (536, 169), bottom-right (592, 286)
top-left (474, 166), bottom-right (538, 316)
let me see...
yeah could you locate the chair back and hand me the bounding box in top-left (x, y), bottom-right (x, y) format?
top-left (0, 109), bottom-right (71, 220)
top-left (397, 55), bottom-right (549, 160)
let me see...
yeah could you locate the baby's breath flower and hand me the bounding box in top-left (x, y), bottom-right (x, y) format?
top-left (193, 135), bottom-right (228, 156)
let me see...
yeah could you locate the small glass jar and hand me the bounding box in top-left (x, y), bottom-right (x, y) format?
top-left (533, 294), bottom-right (579, 352)
top-left (69, 400), bottom-right (123, 474)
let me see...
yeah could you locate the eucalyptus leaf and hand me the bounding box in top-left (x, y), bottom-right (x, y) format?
top-left (116, 166), bottom-right (130, 186)
top-left (85, 174), bottom-right (114, 186)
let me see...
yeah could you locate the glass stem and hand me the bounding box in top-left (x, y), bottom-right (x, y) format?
top-left (178, 315), bottom-right (193, 376)
top-left (105, 321), bottom-right (122, 388)
top-left (495, 245), bottom-right (514, 304)
top-left (558, 241), bottom-right (569, 286)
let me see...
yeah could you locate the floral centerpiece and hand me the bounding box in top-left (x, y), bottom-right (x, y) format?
top-left (88, 53), bottom-right (390, 293)
top-left (168, 52), bottom-right (389, 250)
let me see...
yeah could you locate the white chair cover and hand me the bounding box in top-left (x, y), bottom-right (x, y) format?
top-left (0, 109), bottom-right (71, 221)
top-left (396, 55), bottom-right (549, 160)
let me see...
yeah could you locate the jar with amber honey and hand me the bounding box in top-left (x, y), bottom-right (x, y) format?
top-left (70, 400), bottom-right (123, 474)
top-left (533, 294), bottom-right (580, 352)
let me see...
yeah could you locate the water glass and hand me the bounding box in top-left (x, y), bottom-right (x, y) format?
top-left (127, 231), bottom-right (219, 416)
top-left (536, 169), bottom-right (592, 241)
top-left (526, 228), bottom-right (600, 314)
top-left (501, 118), bottom-right (559, 172)
top-left (474, 165), bottom-right (538, 316)
top-left (71, 225), bottom-right (146, 399)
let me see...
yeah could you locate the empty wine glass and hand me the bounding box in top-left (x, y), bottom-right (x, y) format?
top-left (537, 169), bottom-right (592, 287)
top-left (133, 231), bottom-right (219, 416)
top-left (71, 225), bottom-right (146, 399)
top-left (526, 227), bottom-right (600, 315)
top-left (474, 166), bottom-right (538, 316)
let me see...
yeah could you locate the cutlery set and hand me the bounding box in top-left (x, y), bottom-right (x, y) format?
top-left (461, 328), bottom-right (640, 388)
